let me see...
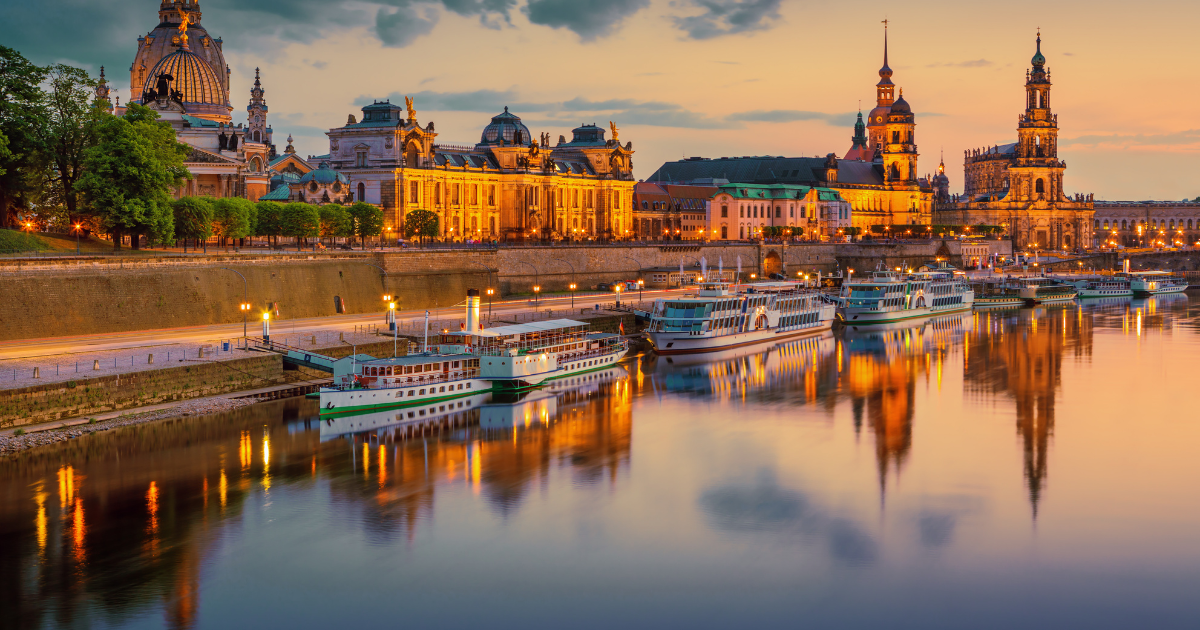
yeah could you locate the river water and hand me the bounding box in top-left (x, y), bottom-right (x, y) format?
top-left (3, 294), bottom-right (1199, 629)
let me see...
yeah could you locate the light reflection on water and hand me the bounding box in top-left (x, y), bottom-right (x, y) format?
top-left (2, 293), bottom-right (1199, 629)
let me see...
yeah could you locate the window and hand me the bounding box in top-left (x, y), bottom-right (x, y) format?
top-left (740, 208), bottom-right (745, 218)
top-left (357, 182), bottom-right (365, 202)
top-left (489, 217), bottom-right (496, 234)
top-left (435, 182), bottom-right (442, 204)
top-left (721, 226), bottom-right (728, 239)
top-left (488, 185), bottom-right (496, 205)
top-left (892, 131), bottom-right (900, 143)
top-left (1035, 178), bottom-right (1045, 194)
top-left (776, 207), bottom-right (781, 218)
top-left (642, 200), bottom-right (648, 209)
top-left (410, 181), bottom-right (419, 203)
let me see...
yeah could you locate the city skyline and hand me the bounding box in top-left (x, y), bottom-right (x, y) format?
top-left (2, 0), bottom-right (1196, 201)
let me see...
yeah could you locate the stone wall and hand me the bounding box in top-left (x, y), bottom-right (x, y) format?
top-left (0, 241), bottom-right (1012, 342)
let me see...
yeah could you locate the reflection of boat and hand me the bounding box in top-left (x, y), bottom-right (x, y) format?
top-left (843, 311), bottom-right (975, 343)
top-left (646, 281), bottom-right (835, 355)
top-left (645, 333), bottom-right (835, 397)
top-left (1126, 271), bottom-right (1188, 296)
top-left (320, 393), bottom-right (491, 440)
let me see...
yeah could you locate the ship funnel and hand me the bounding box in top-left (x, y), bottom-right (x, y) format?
top-left (466, 289), bottom-right (481, 333)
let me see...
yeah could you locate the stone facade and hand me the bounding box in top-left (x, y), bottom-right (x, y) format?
top-left (325, 102), bottom-right (635, 241)
top-left (936, 32), bottom-right (1094, 251)
top-left (1092, 201), bottom-right (1200, 248)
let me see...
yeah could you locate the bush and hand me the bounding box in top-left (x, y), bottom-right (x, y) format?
top-left (14, 428), bottom-right (25, 436)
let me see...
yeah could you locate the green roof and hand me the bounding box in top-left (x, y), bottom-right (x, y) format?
top-left (259, 185), bottom-right (290, 201)
top-left (716, 183), bottom-right (845, 202)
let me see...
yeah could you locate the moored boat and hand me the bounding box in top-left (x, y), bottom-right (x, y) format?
top-left (1006, 276), bottom-right (1078, 304)
top-left (646, 281), bottom-right (835, 355)
top-left (837, 271), bottom-right (931, 324)
top-left (1125, 271), bottom-right (1189, 296)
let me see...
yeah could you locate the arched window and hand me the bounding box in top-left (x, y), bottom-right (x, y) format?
top-left (642, 201), bottom-right (648, 209)
top-left (489, 217), bottom-right (495, 235)
top-left (1095, 220), bottom-right (1100, 228)
top-left (721, 205), bottom-right (728, 218)
top-left (1121, 220), bottom-right (1127, 229)
top-left (1190, 220), bottom-right (1194, 230)
top-left (357, 182), bottom-right (365, 202)
top-left (1035, 178), bottom-right (1045, 194)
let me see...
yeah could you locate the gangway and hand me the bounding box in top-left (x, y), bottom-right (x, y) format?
top-left (248, 338), bottom-right (373, 374)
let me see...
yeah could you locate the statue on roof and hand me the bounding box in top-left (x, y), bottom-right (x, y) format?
top-left (177, 9), bottom-right (193, 48)
top-left (609, 121), bottom-right (619, 143)
top-left (405, 96), bottom-right (416, 121)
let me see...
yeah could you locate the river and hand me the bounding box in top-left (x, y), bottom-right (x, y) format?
top-left (3, 294), bottom-right (1199, 629)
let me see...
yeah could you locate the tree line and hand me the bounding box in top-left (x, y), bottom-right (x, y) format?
top-left (0, 45), bottom-right (385, 250)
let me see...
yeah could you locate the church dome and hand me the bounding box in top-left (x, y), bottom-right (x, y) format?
top-left (1031, 33), bottom-right (1046, 67)
top-left (479, 107), bottom-right (531, 146)
top-left (890, 92), bottom-right (912, 115)
top-left (299, 162), bottom-right (350, 186)
top-left (142, 47), bottom-right (230, 119)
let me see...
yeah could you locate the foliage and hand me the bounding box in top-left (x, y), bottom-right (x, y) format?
top-left (403, 209), bottom-right (439, 242)
top-left (211, 197), bottom-right (254, 242)
top-left (171, 196), bottom-right (213, 241)
top-left (0, 46), bottom-right (48, 228)
top-left (760, 226), bottom-right (788, 238)
top-left (76, 104), bottom-right (190, 247)
top-left (255, 201), bottom-right (285, 238)
top-left (842, 226), bottom-right (863, 236)
top-left (281, 202), bottom-right (320, 249)
top-left (0, 228), bottom-right (49, 251)
top-left (318, 205), bottom-right (352, 238)
top-left (347, 202), bottom-right (383, 247)
top-left (0, 131), bottom-right (9, 177)
top-left (38, 64), bottom-right (102, 223)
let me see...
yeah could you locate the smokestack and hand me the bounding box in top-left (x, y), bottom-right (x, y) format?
top-left (466, 289), bottom-right (481, 333)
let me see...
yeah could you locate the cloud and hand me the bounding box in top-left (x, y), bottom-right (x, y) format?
top-left (727, 109), bottom-right (855, 126)
top-left (376, 5), bottom-right (440, 47)
top-left (926, 59), bottom-right (993, 68)
top-left (1060, 129), bottom-right (1200, 149)
top-left (524, 0), bottom-right (650, 41)
top-left (356, 89), bottom-right (737, 129)
top-left (672, 0), bottom-right (783, 40)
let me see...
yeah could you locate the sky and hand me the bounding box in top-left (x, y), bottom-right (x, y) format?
top-left (3, 0), bottom-right (1197, 201)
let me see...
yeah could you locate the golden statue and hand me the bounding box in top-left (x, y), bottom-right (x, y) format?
top-left (405, 96), bottom-right (416, 121)
top-left (609, 121), bottom-right (620, 143)
top-left (177, 9), bottom-right (193, 48)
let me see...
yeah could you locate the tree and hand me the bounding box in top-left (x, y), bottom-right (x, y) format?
top-left (255, 200), bottom-right (285, 247)
top-left (347, 201), bottom-right (383, 249)
top-left (403, 209), bottom-right (439, 244)
top-left (39, 64), bottom-right (102, 227)
top-left (0, 46), bottom-right (48, 228)
top-left (76, 103), bottom-right (190, 249)
top-left (211, 197), bottom-right (253, 248)
top-left (281, 202), bottom-right (319, 251)
top-left (318, 205), bottom-right (352, 245)
top-left (172, 196), bottom-right (213, 251)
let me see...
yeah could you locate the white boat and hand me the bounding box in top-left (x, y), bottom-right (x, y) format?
top-left (1125, 271), bottom-right (1189, 296)
top-left (1006, 276), bottom-right (1078, 304)
top-left (837, 271), bottom-right (932, 324)
top-left (319, 290), bottom-right (629, 416)
top-left (645, 281), bottom-right (836, 355)
top-left (1069, 276), bottom-right (1133, 298)
top-left (907, 270), bottom-right (975, 314)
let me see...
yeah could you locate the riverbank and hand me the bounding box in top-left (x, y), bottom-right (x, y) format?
top-left (0, 395), bottom-right (258, 457)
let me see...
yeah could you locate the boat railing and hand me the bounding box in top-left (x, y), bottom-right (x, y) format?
top-left (326, 368), bottom-right (481, 391)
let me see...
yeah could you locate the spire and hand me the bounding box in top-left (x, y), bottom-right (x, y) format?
top-left (1031, 28), bottom-right (1046, 68)
top-left (878, 19), bottom-right (893, 82)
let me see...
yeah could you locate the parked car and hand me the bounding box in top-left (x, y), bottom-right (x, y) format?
top-left (769, 273), bottom-right (786, 280)
top-left (596, 283), bottom-right (613, 291)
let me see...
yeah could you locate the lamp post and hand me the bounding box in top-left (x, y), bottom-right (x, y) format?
top-left (73, 223), bottom-right (82, 254)
top-left (533, 285), bottom-right (541, 307)
top-left (389, 302), bottom-right (397, 357)
top-left (383, 294), bottom-right (395, 331)
top-left (262, 312), bottom-right (271, 342)
top-left (486, 287), bottom-right (495, 321)
top-left (569, 283), bottom-right (577, 309)
top-left (637, 278), bottom-right (644, 303)
top-left (240, 302), bottom-right (251, 338)
top-left (614, 283), bottom-right (622, 307)
top-left (220, 268), bottom-right (250, 338)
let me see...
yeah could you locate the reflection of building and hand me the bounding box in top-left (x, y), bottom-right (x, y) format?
top-left (841, 315), bottom-right (974, 489)
top-left (964, 307), bottom-right (1093, 515)
top-left (324, 103), bottom-right (635, 240)
top-left (936, 32), bottom-right (1094, 250)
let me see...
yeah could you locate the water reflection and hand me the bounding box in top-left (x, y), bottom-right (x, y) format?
top-left (2, 297), bottom-right (1199, 628)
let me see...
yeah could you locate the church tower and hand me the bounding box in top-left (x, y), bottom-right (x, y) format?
top-left (866, 21), bottom-right (896, 153)
top-left (1010, 30), bottom-right (1063, 202)
top-left (844, 111), bottom-right (871, 160)
top-left (246, 67), bottom-right (273, 151)
top-left (883, 89), bottom-right (918, 183)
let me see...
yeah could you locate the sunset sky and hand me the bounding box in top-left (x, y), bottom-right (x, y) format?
top-left (4, 0), bottom-right (1197, 201)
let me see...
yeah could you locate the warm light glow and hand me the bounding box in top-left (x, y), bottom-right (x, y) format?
top-left (262, 312), bottom-right (270, 321)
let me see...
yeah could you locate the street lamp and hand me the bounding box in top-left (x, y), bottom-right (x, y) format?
top-left (533, 285), bottom-right (541, 307)
top-left (240, 302), bottom-right (251, 338)
top-left (569, 283), bottom-right (577, 309)
top-left (637, 278), bottom-right (644, 302)
top-left (383, 294), bottom-right (395, 331)
top-left (486, 287), bottom-right (495, 320)
top-left (614, 283), bottom-right (622, 307)
top-left (72, 223), bottom-right (82, 254)
top-left (262, 312), bottom-right (271, 342)
top-left (389, 302), bottom-right (397, 357)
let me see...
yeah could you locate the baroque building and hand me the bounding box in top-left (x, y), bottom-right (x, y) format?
top-left (324, 100), bottom-right (635, 240)
top-left (1091, 201), bottom-right (1200, 248)
top-left (106, 1), bottom-right (290, 201)
top-left (936, 32), bottom-right (1094, 250)
top-left (648, 24), bottom-right (933, 231)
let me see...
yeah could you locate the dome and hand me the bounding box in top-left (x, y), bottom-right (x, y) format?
top-left (890, 92), bottom-right (911, 115)
top-left (1031, 33), bottom-right (1046, 67)
top-left (479, 107), bottom-right (531, 146)
top-left (142, 47), bottom-right (229, 118)
top-left (299, 162), bottom-right (349, 185)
